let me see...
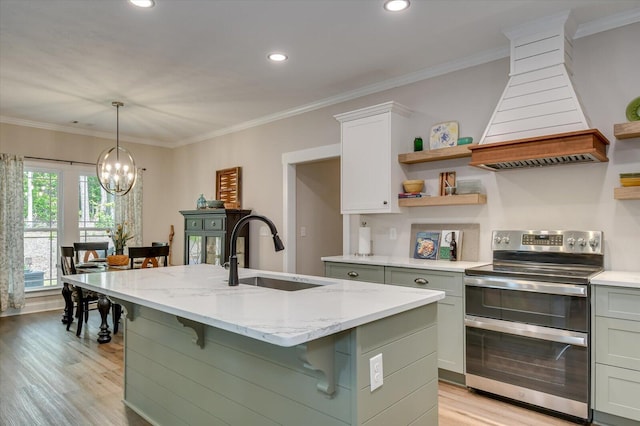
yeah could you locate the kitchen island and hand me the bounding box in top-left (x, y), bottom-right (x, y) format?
top-left (62, 264), bottom-right (444, 426)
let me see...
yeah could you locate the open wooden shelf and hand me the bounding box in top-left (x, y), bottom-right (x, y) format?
top-left (614, 122), bottom-right (640, 140)
top-left (614, 186), bottom-right (640, 200)
top-left (398, 144), bottom-right (473, 164)
top-left (398, 193), bottom-right (486, 207)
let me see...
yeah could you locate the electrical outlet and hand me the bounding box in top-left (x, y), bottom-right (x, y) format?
top-left (389, 227), bottom-right (397, 240)
top-left (369, 353), bottom-right (383, 391)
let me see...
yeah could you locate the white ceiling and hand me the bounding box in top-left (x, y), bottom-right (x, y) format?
top-left (1, 0), bottom-right (639, 148)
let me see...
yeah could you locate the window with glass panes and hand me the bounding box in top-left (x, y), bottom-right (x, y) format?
top-left (23, 163), bottom-right (115, 289)
top-left (23, 169), bottom-right (59, 288)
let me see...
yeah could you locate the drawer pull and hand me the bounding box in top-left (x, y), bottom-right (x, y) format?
top-left (414, 278), bottom-right (428, 285)
top-left (347, 271), bottom-right (359, 278)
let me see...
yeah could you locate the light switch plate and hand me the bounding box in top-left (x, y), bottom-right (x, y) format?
top-left (369, 353), bottom-right (383, 391)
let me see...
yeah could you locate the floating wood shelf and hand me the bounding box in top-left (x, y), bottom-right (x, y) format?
top-left (468, 129), bottom-right (610, 171)
top-left (614, 186), bottom-right (640, 200)
top-left (398, 145), bottom-right (473, 164)
top-left (614, 122), bottom-right (640, 140)
top-left (398, 193), bottom-right (486, 207)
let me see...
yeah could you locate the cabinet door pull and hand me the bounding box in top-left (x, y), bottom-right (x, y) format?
top-left (414, 278), bottom-right (428, 285)
top-left (383, 201), bottom-right (388, 205)
top-left (347, 271), bottom-right (359, 278)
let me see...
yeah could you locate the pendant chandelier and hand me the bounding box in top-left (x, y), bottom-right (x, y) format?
top-left (96, 101), bottom-right (137, 196)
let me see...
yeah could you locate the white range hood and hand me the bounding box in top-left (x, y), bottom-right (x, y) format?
top-left (470, 11), bottom-right (609, 171)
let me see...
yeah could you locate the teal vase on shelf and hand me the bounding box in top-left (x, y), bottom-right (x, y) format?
top-left (197, 194), bottom-right (207, 209)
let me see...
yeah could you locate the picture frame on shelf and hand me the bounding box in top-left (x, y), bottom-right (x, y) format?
top-left (413, 231), bottom-right (440, 260)
top-left (439, 230), bottom-right (462, 260)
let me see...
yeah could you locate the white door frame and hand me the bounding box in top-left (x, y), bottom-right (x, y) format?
top-left (281, 144), bottom-right (341, 273)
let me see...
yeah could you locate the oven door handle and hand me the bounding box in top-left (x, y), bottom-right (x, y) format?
top-left (464, 276), bottom-right (587, 297)
top-left (465, 315), bottom-right (588, 347)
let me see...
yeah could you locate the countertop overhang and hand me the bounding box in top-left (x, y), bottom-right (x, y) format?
top-left (61, 264), bottom-right (444, 347)
top-left (322, 255), bottom-right (490, 272)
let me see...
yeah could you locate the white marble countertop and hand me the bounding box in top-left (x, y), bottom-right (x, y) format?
top-left (62, 264), bottom-right (444, 347)
top-left (321, 255), bottom-right (490, 272)
top-left (591, 270), bottom-right (640, 289)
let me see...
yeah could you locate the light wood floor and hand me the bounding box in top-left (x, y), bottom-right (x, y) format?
top-left (1, 310), bottom-right (580, 425)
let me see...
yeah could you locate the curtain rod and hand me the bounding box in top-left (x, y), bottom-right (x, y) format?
top-left (24, 156), bottom-right (146, 170)
top-left (24, 156), bottom-right (96, 166)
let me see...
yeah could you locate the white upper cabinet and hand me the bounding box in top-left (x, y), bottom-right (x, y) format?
top-left (335, 101), bottom-right (411, 214)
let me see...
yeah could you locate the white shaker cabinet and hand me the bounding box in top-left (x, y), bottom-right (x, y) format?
top-left (335, 102), bottom-right (411, 214)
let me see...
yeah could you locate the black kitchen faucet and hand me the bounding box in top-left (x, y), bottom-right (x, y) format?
top-left (227, 214), bottom-right (284, 286)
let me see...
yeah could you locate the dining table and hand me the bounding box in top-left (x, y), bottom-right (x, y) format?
top-left (74, 260), bottom-right (128, 343)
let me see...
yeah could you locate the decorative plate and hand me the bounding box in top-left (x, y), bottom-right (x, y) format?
top-left (430, 121), bottom-right (459, 149)
top-left (626, 96), bottom-right (640, 121)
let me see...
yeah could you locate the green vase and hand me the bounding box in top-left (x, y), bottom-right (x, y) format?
top-left (197, 193), bottom-right (207, 209)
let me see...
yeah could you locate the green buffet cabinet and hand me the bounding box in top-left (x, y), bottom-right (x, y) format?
top-left (180, 209), bottom-right (251, 267)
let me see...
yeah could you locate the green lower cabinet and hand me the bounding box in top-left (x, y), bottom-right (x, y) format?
top-left (324, 262), bottom-right (385, 284)
top-left (592, 286), bottom-right (640, 424)
top-left (325, 262), bottom-right (465, 381)
top-left (384, 267), bottom-right (464, 378)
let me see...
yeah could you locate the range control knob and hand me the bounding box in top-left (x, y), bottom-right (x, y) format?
top-left (501, 236), bottom-right (510, 244)
top-left (567, 237), bottom-right (576, 246)
top-left (494, 236), bottom-right (502, 244)
top-left (589, 238), bottom-right (599, 249)
top-left (577, 238), bottom-right (586, 247)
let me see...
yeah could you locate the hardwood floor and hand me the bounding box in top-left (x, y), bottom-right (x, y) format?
top-left (1, 310), bottom-right (580, 426)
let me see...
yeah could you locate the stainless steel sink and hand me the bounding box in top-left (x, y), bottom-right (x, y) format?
top-left (238, 276), bottom-right (322, 291)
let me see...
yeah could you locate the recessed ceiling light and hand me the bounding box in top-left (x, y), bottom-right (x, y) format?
top-left (383, 0), bottom-right (410, 12)
top-left (268, 53), bottom-right (288, 62)
top-left (129, 0), bottom-right (155, 8)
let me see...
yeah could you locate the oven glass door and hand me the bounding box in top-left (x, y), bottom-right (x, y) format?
top-left (466, 326), bottom-right (588, 403)
top-left (465, 278), bottom-right (589, 332)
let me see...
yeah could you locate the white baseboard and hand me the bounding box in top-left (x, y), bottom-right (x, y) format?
top-left (0, 291), bottom-right (64, 317)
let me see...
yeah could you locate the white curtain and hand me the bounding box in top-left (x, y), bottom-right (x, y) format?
top-left (115, 168), bottom-right (143, 249)
top-left (0, 153), bottom-right (25, 311)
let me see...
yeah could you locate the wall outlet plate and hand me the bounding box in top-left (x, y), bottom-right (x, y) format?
top-left (369, 353), bottom-right (383, 391)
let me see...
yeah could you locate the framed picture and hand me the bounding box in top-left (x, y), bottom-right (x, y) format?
top-left (439, 230), bottom-right (462, 260)
top-left (216, 166), bottom-right (242, 209)
top-left (413, 231), bottom-right (440, 260)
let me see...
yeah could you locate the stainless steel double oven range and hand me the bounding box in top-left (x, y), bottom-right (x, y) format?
top-left (464, 230), bottom-right (604, 421)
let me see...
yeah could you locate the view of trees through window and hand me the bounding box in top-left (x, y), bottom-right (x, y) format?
top-left (79, 174), bottom-right (115, 241)
top-left (23, 167), bottom-right (115, 289)
top-left (23, 170), bottom-right (59, 288)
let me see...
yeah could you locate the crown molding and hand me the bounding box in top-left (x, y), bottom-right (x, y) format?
top-left (0, 115), bottom-right (172, 148)
top-left (175, 45), bottom-right (510, 147)
top-left (574, 7), bottom-right (640, 39)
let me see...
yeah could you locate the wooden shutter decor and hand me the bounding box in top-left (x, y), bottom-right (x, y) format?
top-left (216, 167), bottom-right (241, 209)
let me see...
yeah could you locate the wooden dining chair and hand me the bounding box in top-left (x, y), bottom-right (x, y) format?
top-left (128, 245), bottom-right (170, 269)
top-left (73, 241), bottom-right (109, 263)
top-left (60, 246), bottom-right (100, 335)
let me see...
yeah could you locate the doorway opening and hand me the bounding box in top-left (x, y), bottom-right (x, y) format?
top-left (282, 144), bottom-right (342, 273)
